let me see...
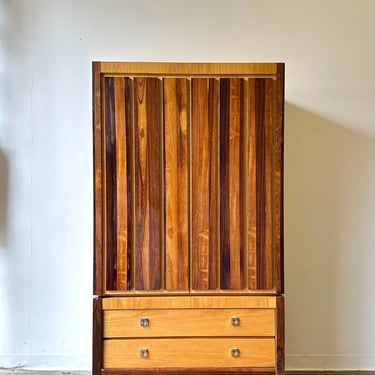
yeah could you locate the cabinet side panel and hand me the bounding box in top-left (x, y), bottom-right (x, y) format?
top-left (92, 297), bottom-right (103, 375)
top-left (220, 78), bottom-right (245, 290)
top-left (191, 78), bottom-right (219, 290)
top-left (164, 78), bottom-right (189, 291)
top-left (93, 62), bottom-right (103, 295)
top-left (275, 64), bottom-right (285, 294)
top-left (134, 77), bottom-right (162, 291)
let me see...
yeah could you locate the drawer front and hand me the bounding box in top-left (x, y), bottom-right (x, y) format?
top-left (103, 338), bottom-right (275, 368)
top-left (103, 309), bottom-right (275, 338)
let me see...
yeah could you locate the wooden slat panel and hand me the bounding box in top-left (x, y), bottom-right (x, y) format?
top-left (104, 77), bottom-right (117, 291)
top-left (103, 338), bottom-right (275, 368)
top-left (102, 296), bottom-right (276, 310)
top-left (163, 78), bottom-right (189, 291)
top-left (103, 309), bottom-right (275, 338)
top-left (99, 62), bottom-right (278, 76)
top-left (191, 78), bottom-right (219, 290)
top-left (220, 78), bottom-right (245, 290)
top-left (134, 77), bottom-right (162, 291)
top-left (114, 77), bottom-right (132, 290)
top-left (275, 64), bottom-right (285, 294)
top-left (248, 79), bottom-right (257, 289)
top-left (93, 62), bottom-right (103, 295)
top-left (254, 79), bottom-right (274, 290)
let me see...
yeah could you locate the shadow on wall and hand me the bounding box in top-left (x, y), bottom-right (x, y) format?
top-left (284, 103), bottom-right (375, 368)
top-left (0, 147), bottom-right (9, 246)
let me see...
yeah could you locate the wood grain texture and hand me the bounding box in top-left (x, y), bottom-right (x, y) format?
top-left (98, 62), bottom-right (278, 76)
top-left (103, 308), bottom-right (275, 338)
top-left (101, 368), bottom-right (276, 374)
top-left (102, 296), bottom-right (276, 310)
top-left (92, 297), bottom-right (102, 375)
top-left (254, 78), bottom-right (274, 290)
top-left (134, 77), bottom-right (162, 291)
top-left (93, 62), bottom-right (103, 295)
top-left (276, 296), bottom-right (285, 375)
top-left (275, 64), bottom-right (285, 294)
top-left (248, 79), bottom-right (257, 290)
top-left (220, 78), bottom-right (245, 290)
top-left (114, 77), bottom-right (133, 290)
top-left (104, 77), bottom-right (118, 291)
top-left (103, 338), bottom-right (275, 368)
top-left (191, 78), bottom-right (219, 290)
top-left (163, 78), bottom-right (189, 291)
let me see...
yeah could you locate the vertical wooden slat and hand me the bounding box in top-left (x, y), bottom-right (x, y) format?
top-left (275, 64), bottom-right (285, 294)
top-left (104, 77), bottom-right (117, 291)
top-left (248, 79), bottom-right (257, 290)
top-left (92, 297), bottom-right (102, 375)
top-left (113, 77), bottom-right (133, 290)
top-left (164, 78), bottom-right (189, 291)
top-left (191, 78), bottom-right (219, 290)
top-left (276, 296), bottom-right (285, 375)
top-left (92, 62), bottom-right (103, 295)
top-left (134, 77), bottom-right (162, 291)
top-left (255, 78), bottom-right (274, 290)
top-left (220, 78), bottom-right (245, 290)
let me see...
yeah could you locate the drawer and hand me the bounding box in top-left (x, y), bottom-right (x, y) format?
top-left (103, 308), bottom-right (275, 338)
top-left (103, 338), bottom-right (275, 368)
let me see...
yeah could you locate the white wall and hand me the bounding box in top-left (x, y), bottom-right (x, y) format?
top-left (0, 0), bottom-right (374, 370)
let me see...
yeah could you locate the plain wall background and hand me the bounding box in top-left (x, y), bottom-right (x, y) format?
top-left (1, 0), bottom-right (375, 370)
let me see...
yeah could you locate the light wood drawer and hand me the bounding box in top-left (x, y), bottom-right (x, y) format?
top-left (103, 309), bottom-right (275, 338)
top-left (103, 338), bottom-right (275, 368)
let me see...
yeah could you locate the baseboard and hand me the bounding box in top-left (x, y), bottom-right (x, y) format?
top-left (0, 355), bottom-right (90, 370)
top-left (286, 354), bottom-right (375, 370)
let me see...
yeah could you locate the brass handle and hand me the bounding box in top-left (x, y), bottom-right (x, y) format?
top-left (231, 316), bottom-right (240, 327)
top-left (139, 349), bottom-right (149, 359)
top-left (140, 318), bottom-right (149, 327)
top-left (231, 348), bottom-right (240, 358)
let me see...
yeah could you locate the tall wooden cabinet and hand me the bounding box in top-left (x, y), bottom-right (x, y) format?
top-left (93, 62), bottom-right (284, 375)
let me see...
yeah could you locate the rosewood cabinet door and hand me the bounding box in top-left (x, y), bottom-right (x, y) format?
top-left (94, 63), bottom-right (284, 295)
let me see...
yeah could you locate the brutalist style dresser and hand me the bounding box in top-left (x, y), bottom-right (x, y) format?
top-left (92, 62), bottom-right (284, 375)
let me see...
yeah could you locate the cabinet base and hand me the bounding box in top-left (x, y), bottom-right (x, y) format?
top-left (101, 369), bottom-right (277, 375)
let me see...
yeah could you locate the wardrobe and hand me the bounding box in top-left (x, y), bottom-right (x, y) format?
top-left (92, 62), bottom-right (284, 375)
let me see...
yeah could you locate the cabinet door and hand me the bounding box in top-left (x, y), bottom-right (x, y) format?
top-left (93, 63), bottom-right (284, 294)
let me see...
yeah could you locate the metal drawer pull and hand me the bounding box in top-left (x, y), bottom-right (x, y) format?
top-left (231, 316), bottom-right (240, 326)
top-left (139, 349), bottom-right (149, 359)
top-left (140, 318), bottom-right (149, 327)
top-left (231, 348), bottom-right (240, 358)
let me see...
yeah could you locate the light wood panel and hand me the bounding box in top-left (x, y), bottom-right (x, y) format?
top-left (102, 296), bottom-right (276, 310)
top-left (98, 62), bottom-right (278, 76)
top-left (163, 78), bottom-right (189, 291)
top-left (220, 78), bottom-right (245, 290)
top-left (191, 78), bottom-right (219, 290)
top-left (134, 77), bottom-right (162, 291)
top-left (103, 308), bottom-right (275, 338)
top-left (103, 338), bottom-right (275, 368)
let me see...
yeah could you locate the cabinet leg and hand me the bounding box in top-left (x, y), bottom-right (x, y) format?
top-left (93, 296), bottom-right (103, 375)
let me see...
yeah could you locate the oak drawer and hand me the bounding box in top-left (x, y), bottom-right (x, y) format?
top-left (103, 338), bottom-right (275, 368)
top-left (103, 308), bottom-right (275, 338)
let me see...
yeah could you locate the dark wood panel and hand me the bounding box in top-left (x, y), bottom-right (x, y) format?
top-left (134, 77), bottom-right (162, 291)
top-left (163, 78), bottom-right (189, 291)
top-left (220, 78), bottom-right (245, 290)
top-left (191, 78), bottom-right (219, 290)
top-left (248, 78), bottom-right (257, 290)
top-left (93, 62), bottom-right (103, 295)
top-left (254, 78), bottom-right (274, 290)
top-left (92, 297), bottom-right (102, 375)
top-left (276, 296), bottom-right (285, 375)
top-left (275, 64), bottom-right (285, 294)
top-left (102, 369), bottom-right (276, 375)
top-left (104, 77), bottom-right (117, 291)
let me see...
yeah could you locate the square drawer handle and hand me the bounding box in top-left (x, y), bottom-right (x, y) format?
top-left (231, 316), bottom-right (240, 326)
top-left (140, 318), bottom-right (149, 327)
top-left (231, 348), bottom-right (240, 358)
top-left (139, 349), bottom-right (149, 359)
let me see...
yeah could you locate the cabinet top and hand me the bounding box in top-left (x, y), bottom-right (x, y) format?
top-left (93, 61), bottom-right (283, 76)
